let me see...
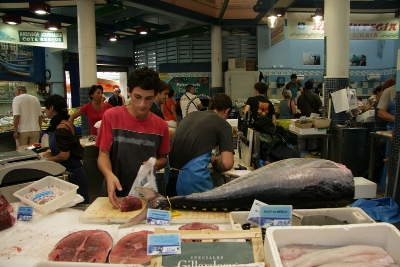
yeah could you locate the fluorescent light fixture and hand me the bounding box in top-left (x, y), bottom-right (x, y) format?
top-left (29, 2), bottom-right (51, 15)
top-left (136, 26), bottom-right (148, 35)
top-left (45, 21), bottom-right (61, 31)
top-left (2, 14), bottom-right (21, 25)
top-left (107, 33), bottom-right (120, 41)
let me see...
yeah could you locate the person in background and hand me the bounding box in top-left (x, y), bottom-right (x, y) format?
top-left (244, 82), bottom-right (276, 125)
top-left (69, 85), bottom-right (113, 135)
top-left (297, 80), bottom-right (322, 117)
top-left (278, 90), bottom-right (296, 119)
top-left (12, 85), bottom-right (43, 149)
top-left (314, 83), bottom-right (323, 97)
top-left (43, 94), bottom-right (89, 203)
top-left (377, 78), bottom-right (396, 131)
top-left (364, 86), bottom-right (383, 113)
top-left (175, 95), bottom-right (183, 122)
top-left (180, 84), bottom-right (203, 118)
top-left (150, 80), bottom-right (170, 120)
top-left (375, 79), bottom-right (396, 131)
top-left (284, 74), bottom-right (303, 101)
top-left (162, 88), bottom-right (179, 128)
top-left (96, 67), bottom-right (170, 208)
top-left (166, 93), bottom-right (234, 197)
top-left (108, 88), bottom-right (124, 107)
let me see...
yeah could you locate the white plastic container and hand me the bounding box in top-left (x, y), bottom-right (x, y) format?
top-left (14, 176), bottom-right (78, 214)
top-left (264, 223), bottom-right (400, 267)
top-left (230, 207), bottom-right (374, 230)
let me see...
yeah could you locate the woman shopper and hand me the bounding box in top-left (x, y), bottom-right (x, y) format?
top-left (278, 90), bottom-right (296, 119)
top-left (69, 85), bottom-right (112, 135)
top-left (162, 88), bottom-right (179, 128)
top-left (44, 94), bottom-right (89, 203)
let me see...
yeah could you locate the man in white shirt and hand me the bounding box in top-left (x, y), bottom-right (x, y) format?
top-left (180, 84), bottom-right (203, 118)
top-left (12, 86), bottom-right (43, 149)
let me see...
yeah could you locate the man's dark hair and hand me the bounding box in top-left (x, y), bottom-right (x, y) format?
top-left (208, 93), bottom-right (232, 115)
top-left (168, 88), bottom-right (175, 98)
top-left (254, 82), bottom-right (268, 95)
top-left (317, 83), bottom-right (323, 89)
top-left (373, 85), bottom-right (382, 95)
top-left (305, 80), bottom-right (314, 90)
top-left (185, 84), bottom-right (194, 92)
top-left (88, 85), bottom-right (103, 99)
top-left (157, 80), bottom-right (171, 94)
top-left (127, 67), bottom-right (160, 94)
top-left (290, 74), bottom-right (297, 79)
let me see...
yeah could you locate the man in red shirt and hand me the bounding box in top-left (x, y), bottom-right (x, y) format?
top-left (96, 67), bottom-right (170, 208)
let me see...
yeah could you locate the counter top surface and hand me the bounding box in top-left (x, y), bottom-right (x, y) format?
top-left (0, 202), bottom-right (232, 267)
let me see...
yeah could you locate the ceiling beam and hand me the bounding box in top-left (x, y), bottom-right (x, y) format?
top-left (218, 0), bottom-right (230, 25)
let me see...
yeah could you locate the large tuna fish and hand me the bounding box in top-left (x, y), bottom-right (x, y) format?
top-left (119, 158), bottom-right (354, 228)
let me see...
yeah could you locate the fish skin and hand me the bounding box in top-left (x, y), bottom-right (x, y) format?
top-left (125, 158), bottom-right (355, 226)
top-left (118, 187), bottom-right (169, 229)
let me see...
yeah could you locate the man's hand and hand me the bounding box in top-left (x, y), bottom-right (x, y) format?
top-left (13, 131), bottom-right (19, 140)
top-left (106, 174), bottom-right (123, 209)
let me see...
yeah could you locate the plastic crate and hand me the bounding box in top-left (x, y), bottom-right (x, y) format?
top-left (14, 176), bottom-right (78, 214)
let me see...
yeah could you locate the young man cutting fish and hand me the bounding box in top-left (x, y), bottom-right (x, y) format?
top-left (95, 67), bottom-right (170, 208)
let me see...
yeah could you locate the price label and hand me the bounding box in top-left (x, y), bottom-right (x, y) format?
top-left (148, 233), bottom-right (181, 256)
top-left (146, 209), bottom-right (171, 226)
top-left (259, 205), bottom-right (292, 228)
top-left (17, 206), bottom-right (33, 221)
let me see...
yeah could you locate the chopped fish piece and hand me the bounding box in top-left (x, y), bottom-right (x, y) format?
top-left (109, 230), bottom-right (153, 264)
top-left (178, 222), bottom-right (219, 230)
top-left (48, 230), bottom-right (112, 263)
top-left (0, 207), bottom-right (15, 231)
top-left (0, 195), bottom-right (13, 213)
top-left (120, 196), bottom-right (143, 212)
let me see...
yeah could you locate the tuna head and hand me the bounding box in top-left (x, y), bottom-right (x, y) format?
top-left (118, 187), bottom-right (169, 229)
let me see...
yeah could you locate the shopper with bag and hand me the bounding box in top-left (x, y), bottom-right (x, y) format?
top-left (297, 80), bottom-right (322, 117)
top-left (96, 67), bottom-right (170, 209)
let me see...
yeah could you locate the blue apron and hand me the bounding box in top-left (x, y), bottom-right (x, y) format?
top-left (289, 86), bottom-right (298, 100)
top-left (165, 151), bottom-right (213, 196)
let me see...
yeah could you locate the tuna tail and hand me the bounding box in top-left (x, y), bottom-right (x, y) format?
top-left (118, 187), bottom-right (169, 229)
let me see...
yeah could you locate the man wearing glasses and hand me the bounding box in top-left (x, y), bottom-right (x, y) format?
top-left (108, 88), bottom-right (124, 106)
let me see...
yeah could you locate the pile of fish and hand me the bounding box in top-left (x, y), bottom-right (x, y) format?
top-left (0, 195), bottom-right (15, 231)
top-left (279, 244), bottom-right (397, 267)
top-left (120, 158), bottom-right (355, 227)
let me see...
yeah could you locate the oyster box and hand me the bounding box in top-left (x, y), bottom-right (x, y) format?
top-left (14, 176), bottom-right (78, 214)
top-left (264, 223), bottom-right (400, 267)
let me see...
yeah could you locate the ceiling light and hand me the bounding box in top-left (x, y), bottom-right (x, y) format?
top-left (262, 8), bottom-right (285, 29)
top-left (313, 8), bottom-right (324, 27)
top-left (29, 2), bottom-right (51, 15)
top-left (2, 14), bottom-right (21, 25)
top-left (107, 33), bottom-right (120, 41)
top-left (45, 21), bottom-right (61, 31)
top-left (136, 26), bottom-right (148, 35)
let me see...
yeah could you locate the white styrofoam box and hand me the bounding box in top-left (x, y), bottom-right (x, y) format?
top-left (354, 177), bottom-right (377, 199)
top-left (292, 207), bottom-right (375, 225)
top-left (264, 223), bottom-right (400, 267)
top-left (289, 124), bottom-right (327, 135)
top-left (34, 262), bottom-right (143, 267)
top-left (356, 109), bottom-right (375, 122)
top-left (14, 176), bottom-right (79, 214)
top-left (230, 207), bottom-right (374, 230)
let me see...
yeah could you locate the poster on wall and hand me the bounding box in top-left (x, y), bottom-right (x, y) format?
top-left (288, 19), bottom-right (398, 40)
top-left (0, 23), bottom-right (67, 49)
top-left (303, 52), bottom-right (321, 65)
top-left (0, 42), bottom-right (34, 77)
top-left (349, 54), bottom-right (367, 66)
top-left (168, 77), bottom-right (210, 95)
top-left (270, 19), bottom-right (285, 46)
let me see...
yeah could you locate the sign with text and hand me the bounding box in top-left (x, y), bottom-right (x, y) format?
top-left (271, 19), bottom-right (285, 47)
top-left (288, 19), bottom-right (398, 40)
top-left (0, 24), bottom-right (67, 48)
top-left (148, 233), bottom-right (181, 256)
top-left (259, 205), bottom-right (292, 228)
top-left (168, 77), bottom-right (210, 95)
top-left (162, 242), bottom-right (254, 267)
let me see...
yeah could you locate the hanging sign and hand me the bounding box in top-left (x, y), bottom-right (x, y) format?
top-left (288, 19), bottom-right (398, 40)
top-left (271, 19), bottom-right (285, 46)
top-left (168, 76), bottom-right (210, 95)
top-left (0, 24), bottom-right (67, 49)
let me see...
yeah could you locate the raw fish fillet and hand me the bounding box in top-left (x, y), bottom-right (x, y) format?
top-left (0, 195), bottom-right (13, 213)
top-left (109, 230), bottom-right (153, 264)
top-left (178, 222), bottom-right (219, 230)
top-left (0, 207), bottom-right (15, 231)
top-left (120, 196), bottom-right (143, 212)
top-left (48, 230), bottom-right (112, 263)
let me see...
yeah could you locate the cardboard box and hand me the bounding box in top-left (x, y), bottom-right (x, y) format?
top-left (14, 176), bottom-right (78, 214)
top-left (246, 60), bottom-right (256, 71)
top-left (289, 124), bottom-right (327, 135)
top-left (264, 223), bottom-right (400, 267)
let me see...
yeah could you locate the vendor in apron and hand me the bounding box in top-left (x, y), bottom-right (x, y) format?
top-left (165, 93), bottom-right (235, 197)
top-left (284, 74), bottom-right (303, 101)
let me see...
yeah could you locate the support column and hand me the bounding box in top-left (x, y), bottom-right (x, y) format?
top-left (323, 0), bottom-right (350, 125)
top-left (388, 17), bottom-right (400, 203)
top-left (77, 0), bottom-right (97, 136)
top-left (211, 26), bottom-right (223, 95)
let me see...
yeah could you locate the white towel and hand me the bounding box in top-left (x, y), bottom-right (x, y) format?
top-left (331, 89), bottom-right (349, 113)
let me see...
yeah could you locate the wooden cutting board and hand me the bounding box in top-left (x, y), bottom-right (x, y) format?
top-left (79, 197), bottom-right (230, 224)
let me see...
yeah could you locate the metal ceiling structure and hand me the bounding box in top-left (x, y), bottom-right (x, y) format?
top-left (0, 0), bottom-right (399, 44)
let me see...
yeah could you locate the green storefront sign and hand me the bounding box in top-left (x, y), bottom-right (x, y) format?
top-left (169, 77), bottom-right (210, 96)
top-left (19, 31), bottom-right (64, 43)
